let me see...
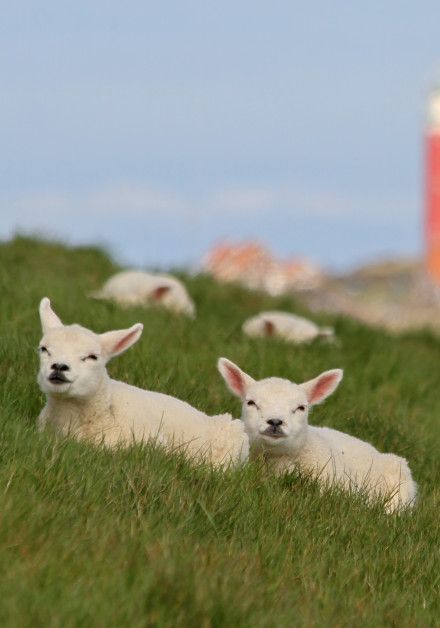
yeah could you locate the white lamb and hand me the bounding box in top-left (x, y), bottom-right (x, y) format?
top-left (218, 358), bottom-right (417, 513)
top-left (91, 270), bottom-right (196, 317)
top-left (242, 311), bottom-right (334, 344)
top-left (36, 298), bottom-right (248, 467)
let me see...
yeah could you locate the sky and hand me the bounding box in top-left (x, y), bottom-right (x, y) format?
top-left (1, 2), bottom-right (439, 271)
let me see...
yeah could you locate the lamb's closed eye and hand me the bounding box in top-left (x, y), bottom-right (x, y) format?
top-left (82, 354), bottom-right (98, 361)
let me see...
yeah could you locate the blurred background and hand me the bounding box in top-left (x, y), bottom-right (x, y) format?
top-left (1, 2), bottom-right (440, 330)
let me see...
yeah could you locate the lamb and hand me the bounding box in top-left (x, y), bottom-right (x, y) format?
top-left (217, 358), bottom-right (417, 513)
top-left (91, 270), bottom-right (196, 317)
top-left (36, 298), bottom-right (248, 467)
top-left (242, 311), bottom-right (334, 344)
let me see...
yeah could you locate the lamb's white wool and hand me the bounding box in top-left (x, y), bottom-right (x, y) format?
top-left (91, 270), bottom-right (196, 318)
top-left (36, 298), bottom-right (248, 467)
top-left (242, 311), bottom-right (334, 344)
top-left (217, 358), bottom-right (417, 513)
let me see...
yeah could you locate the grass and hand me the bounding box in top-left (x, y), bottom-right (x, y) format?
top-left (0, 235), bottom-right (439, 627)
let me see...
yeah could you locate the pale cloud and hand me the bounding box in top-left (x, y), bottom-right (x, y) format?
top-left (204, 185), bottom-right (417, 223)
top-left (83, 184), bottom-right (186, 216)
top-left (0, 181), bottom-right (419, 270)
top-left (9, 193), bottom-right (72, 217)
top-left (207, 187), bottom-right (276, 214)
top-left (1, 184), bottom-right (187, 225)
top-left (0, 182), bottom-right (417, 229)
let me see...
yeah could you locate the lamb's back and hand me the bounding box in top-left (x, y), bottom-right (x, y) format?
top-left (244, 311), bottom-right (319, 342)
top-left (101, 271), bottom-right (156, 299)
top-left (302, 425), bottom-right (414, 506)
top-left (109, 380), bottom-right (248, 465)
top-left (109, 379), bottom-right (206, 435)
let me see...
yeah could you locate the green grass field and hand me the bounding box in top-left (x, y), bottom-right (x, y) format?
top-left (0, 236), bottom-right (439, 627)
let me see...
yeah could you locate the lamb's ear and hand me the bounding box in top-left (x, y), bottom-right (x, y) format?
top-left (263, 320), bottom-right (275, 336)
top-left (300, 369), bottom-right (343, 405)
top-left (152, 285), bottom-right (171, 301)
top-left (217, 357), bottom-right (255, 400)
top-left (39, 297), bottom-right (63, 333)
top-left (99, 323), bottom-right (143, 360)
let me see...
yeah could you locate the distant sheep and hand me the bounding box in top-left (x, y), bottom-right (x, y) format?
top-left (91, 270), bottom-right (196, 317)
top-left (36, 298), bottom-right (248, 467)
top-left (218, 358), bottom-right (417, 513)
top-left (242, 311), bottom-right (334, 344)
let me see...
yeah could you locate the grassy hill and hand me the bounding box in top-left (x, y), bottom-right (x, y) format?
top-left (0, 236), bottom-right (439, 626)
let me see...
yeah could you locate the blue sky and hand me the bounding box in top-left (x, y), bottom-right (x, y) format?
top-left (1, 2), bottom-right (439, 270)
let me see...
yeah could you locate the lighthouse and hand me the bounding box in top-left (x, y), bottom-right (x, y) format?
top-left (426, 83), bottom-right (440, 283)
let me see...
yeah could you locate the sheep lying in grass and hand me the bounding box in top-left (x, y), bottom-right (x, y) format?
top-left (36, 298), bottom-right (248, 467)
top-left (242, 311), bottom-right (334, 344)
top-left (218, 358), bottom-right (417, 513)
top-left (91, 270), bottom-right (196, 317)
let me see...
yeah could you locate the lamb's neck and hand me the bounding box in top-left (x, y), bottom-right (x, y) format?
top-left (45, 377), bottom-right (113, 434)
top-left (293, 424), bottom-right (329, 464)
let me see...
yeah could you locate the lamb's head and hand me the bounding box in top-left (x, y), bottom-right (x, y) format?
top-left (37, 297), bottom-right (143, 399)
top-left (218, 358), bottom-right (343, 454)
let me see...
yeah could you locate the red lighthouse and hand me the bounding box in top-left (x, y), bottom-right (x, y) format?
top-left (426, 84), bottom-right (440, 283)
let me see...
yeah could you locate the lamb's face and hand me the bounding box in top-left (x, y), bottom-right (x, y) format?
top-left (218, 357), bottom-right (343, 456)
top-left (37, 297), bottom-right (143, 400)
top-left (38, 325), bottom-right (105, 398)
top-left (242, 378), bottom-right (309, 452)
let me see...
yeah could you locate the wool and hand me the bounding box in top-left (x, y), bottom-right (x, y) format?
top-left (36, 298), bottom-right (248, 468)
top-left (242, 311), bottom-right (334, 344)
top-left (218, 357), bottom-right (417, 513)
top-left (91, 270), bottom-right (196, 317)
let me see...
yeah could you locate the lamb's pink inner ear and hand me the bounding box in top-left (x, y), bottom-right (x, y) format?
top-left (225, 363), bottom-right (246, 397)
top-left (152, 286), bottom-right (171, 301)
top-left (113, 329), bottom-right (140, 354)
top-left (100, 324), bottom-right (143, 359)
top-left (307, 372), bottom-right (340, 404)
top-left (264, 320), bottom-right (275, 336)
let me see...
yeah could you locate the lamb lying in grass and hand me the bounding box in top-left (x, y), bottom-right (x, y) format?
top-left (242, 311), bottom-right (334, 344)
top-left (91, 270), bottom-right (196, 317)
top-left (218, 358), bottom-right (417, 513)
top-left (36, 298), bottom-right (248, 467)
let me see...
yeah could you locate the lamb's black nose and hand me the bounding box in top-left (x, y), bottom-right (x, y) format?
top-left (51, 363), bottom-right (70, 372)
top-left (267, 418), bottom-right (283, 427)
